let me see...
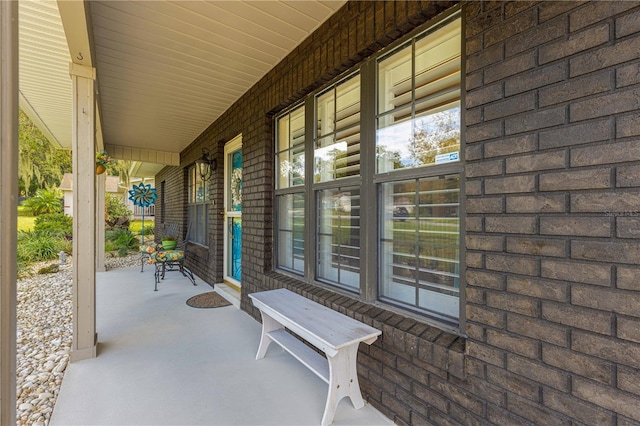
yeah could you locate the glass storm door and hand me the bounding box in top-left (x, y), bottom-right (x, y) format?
top-left (223, 136), bottom-right (242, 289)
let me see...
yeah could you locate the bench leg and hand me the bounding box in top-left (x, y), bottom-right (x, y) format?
top-left (322, 344), bottom-right (364, 426)
top-left (255, 311), bottom-right (283, 360)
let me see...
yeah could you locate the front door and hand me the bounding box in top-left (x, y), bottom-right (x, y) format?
top-left (223, 135), bottom-right (242, 290)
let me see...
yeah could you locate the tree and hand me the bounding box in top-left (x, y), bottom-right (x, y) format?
top-left (106, 159), bottom-right (132, 187)
top-left (18, 109), bottom-right (72, 196)
top-left (105, 194), bottom-right (131, 228)
top-left (408, 108), bottom-right (460, 166)
top-left (23, 188), bottom-right (63, 215)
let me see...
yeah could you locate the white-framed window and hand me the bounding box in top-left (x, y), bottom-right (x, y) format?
top-left (273, 13), bottom-right (462, 328)
top-left (188, 165), bottom-right (209, 245)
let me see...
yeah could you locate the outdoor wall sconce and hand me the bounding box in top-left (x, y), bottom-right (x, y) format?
top-left (195, 148), bottom-right (217, 181)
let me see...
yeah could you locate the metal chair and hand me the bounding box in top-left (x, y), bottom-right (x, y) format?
top-left (139, 222), bottom-right (179, 272)
top-left (149, 223), bottom-right (196, 290)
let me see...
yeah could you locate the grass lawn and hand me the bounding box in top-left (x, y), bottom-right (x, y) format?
top-left (17, 205), bottom-right (36, 232)
top-left (130, 219), bottom-right (154, 239)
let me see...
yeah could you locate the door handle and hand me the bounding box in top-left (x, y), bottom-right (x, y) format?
top-left (220, 210), bottom-right (226, 221)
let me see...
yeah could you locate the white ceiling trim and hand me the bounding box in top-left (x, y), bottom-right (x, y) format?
top-left (19, 0), bottom-right (346, 176)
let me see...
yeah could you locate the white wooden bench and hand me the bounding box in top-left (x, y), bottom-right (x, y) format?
top-left (249, 288), bottom-right (381, 426)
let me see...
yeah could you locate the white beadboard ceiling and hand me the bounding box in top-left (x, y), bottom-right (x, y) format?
top-left (18, 0), bottom-right (345, 173)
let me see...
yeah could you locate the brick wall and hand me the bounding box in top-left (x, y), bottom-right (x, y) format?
top-left (162, 1), bottom-right (640, 424)
top-left (465, 1), bottom-right (640, 424)
top-left (155, 166), bottom-right (186, 238)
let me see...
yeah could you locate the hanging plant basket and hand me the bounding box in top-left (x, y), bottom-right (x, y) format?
top-left (96, 150), bottom-right (111, 175)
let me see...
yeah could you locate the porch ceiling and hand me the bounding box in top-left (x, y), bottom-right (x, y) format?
top-left (19, 0), bottom-right (345, 169)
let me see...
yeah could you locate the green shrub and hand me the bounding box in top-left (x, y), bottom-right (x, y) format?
top-left (34, 213), bottom-right (73, 237)
top-left (17, 230), bottom-right (67, 263)
top-left (105, 195), bottom-right (131, 228)
top-left (105, 227), bottom-right (139, 256)
top-left (23, 189), bottom-right (63, 216)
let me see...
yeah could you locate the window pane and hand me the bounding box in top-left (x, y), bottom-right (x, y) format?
top-left (376, 19), bottom-right (460, 173)
top-left (276, 193), bottom-right (305, 274)
top-left (188, 165), bottom-right (209, 246)
top-left (276, 105), bottom-right (305, 189)
top-left (378, 43), bottom-right (412, 114)
top-left (317, 188), bottom-right (360, 292)
top-left (229, 149), bottom-right (242, 212)
top-left (315, 74), bottom-right (360, 182)
top-left (379, 175), bottom-right (460, 323)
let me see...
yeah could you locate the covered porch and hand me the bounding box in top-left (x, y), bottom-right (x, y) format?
top-left (49, 266), bottom-right (390, 426)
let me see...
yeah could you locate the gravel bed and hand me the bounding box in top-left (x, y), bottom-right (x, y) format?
top-left (16, 253), bottom-right (141, 426)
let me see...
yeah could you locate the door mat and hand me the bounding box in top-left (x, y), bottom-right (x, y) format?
top-left (186, 292), bottom-right (232, 309)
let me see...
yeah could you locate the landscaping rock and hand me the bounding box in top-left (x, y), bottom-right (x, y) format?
top-left (16, 253), bottom-right (140, 425)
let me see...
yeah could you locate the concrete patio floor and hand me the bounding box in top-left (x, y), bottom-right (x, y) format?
top-left (49, 265), bottom-right (393, 426)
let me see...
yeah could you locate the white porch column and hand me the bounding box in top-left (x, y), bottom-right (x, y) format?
top-left (96, 174), bottom-right (105, 272)
top-left (0, 1), bottom-right (18, 424)
top-left (70, 62), bottom-right (98, 362)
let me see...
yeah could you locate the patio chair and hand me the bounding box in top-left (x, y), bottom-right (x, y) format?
top-left (148, 223), bottom-right (197, 291)
top-left (139, 222), bottom-right (180, 272)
